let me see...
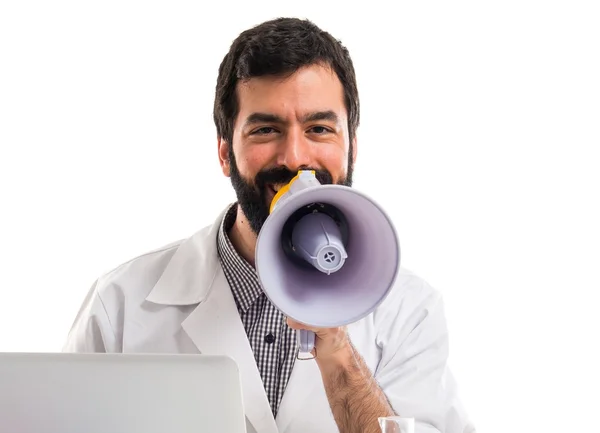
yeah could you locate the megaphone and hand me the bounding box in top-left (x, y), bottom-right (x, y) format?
top-left (255, 170), bottom-right (401, 358)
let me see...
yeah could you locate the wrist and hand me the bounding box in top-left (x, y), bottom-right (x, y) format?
top-left (316, 340), bottom-right (358, 376)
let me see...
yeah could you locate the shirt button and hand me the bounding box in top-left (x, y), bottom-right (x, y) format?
top-left (264, 333), bottom-right (275, 344)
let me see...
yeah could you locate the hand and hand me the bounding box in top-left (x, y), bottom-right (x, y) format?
top-left (286, 317), bottom-right (353, 362)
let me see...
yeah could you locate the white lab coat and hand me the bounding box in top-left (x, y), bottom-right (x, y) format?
top-left (63, 206), bottom-right (475, 433)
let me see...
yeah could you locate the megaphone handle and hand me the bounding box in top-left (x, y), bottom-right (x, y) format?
top-left (297, 329), bottom-right (316, 359)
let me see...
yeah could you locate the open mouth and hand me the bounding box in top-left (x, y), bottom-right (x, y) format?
top-left (267, 183), bottom-right (286, 195)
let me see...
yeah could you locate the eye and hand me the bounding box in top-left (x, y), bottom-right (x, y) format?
top-left (251, 127), bottom-right (277, 135)
top-left (309, 126), bottom-right (332, 134)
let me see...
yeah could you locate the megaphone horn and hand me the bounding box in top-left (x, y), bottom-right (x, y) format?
top-left (255, 170), bottom-right (400, 359)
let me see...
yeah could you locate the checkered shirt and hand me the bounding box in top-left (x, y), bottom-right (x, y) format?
top-left (217, 203), bottom-right (297, 417)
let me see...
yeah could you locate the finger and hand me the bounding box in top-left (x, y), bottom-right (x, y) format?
top-left (286, 317), bottom-right (312, 330)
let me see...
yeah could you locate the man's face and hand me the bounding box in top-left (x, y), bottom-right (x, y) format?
top-left (218, 63), bottom-right (357, 235)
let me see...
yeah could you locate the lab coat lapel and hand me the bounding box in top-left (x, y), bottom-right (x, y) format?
top-left (181, 270), bottom-right (278, 433)
top-left (276, 357), bottom-right (321, 432)
top-left (146, 205), bottom-right (278, 433)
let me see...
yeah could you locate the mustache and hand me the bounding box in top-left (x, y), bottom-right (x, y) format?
top-left (255, 167), bottom-right (333, 188)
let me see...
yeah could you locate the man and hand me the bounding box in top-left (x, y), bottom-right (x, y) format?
top-left (64, 17), bottom-right (475, 433)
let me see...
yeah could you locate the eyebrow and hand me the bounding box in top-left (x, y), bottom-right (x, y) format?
top-left (243, 110), bottom-right (340, 127)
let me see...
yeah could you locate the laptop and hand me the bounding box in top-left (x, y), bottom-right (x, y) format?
top-left (0, 352), bottom-right (247, 433)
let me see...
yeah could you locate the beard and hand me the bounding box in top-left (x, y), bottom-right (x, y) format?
top-left (228, 146), bottom-right (353, 236)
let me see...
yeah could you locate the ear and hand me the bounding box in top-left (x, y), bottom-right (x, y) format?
top-left (218, 136), bottom-right (231, 177)
top-left (351, 135), bottom-right (358, 166)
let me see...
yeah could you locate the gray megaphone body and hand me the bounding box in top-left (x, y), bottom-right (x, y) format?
top-left (255, 170), bottom-right (400, 358)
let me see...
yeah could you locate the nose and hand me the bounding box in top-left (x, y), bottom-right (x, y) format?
top-left (275, 127), bottom-right (312, 172)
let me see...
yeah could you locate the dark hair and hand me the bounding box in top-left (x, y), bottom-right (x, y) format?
top-left (213, 17), bottom-right (360, 146)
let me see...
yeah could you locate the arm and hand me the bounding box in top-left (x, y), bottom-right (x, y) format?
top-left (288, 276), bottom-right (475, 433)
top-left (286, 320), bottom-right (394, 433)
top-left (318, 338), bottom-right (395, 433)
top-left (62, 279), bottom-right (118, 353)
top-left (369, 281), bottom-right (475, 433)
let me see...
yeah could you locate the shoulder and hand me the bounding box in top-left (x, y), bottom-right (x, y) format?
top-left (381, 267), bottom-right (444, 315)
top-left (63, 239), bottom-right (189, 352)
top-left (94, 207), bottom-right (230, 305)
top-left (370, 267), bottom-right (448, 348)
top-left (63, 209), bottom-right (230, 352)
top-left (93, 239), bottom-right (184, 303)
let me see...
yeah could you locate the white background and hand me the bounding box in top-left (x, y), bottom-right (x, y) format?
top-left (1, 1), bottom-right (599, 432)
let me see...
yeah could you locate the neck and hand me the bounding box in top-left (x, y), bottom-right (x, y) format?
top-left (227, 204), bottom-right (258, 267)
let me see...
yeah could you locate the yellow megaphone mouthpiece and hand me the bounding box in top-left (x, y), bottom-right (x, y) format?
top-left (269, 170), bottom-right (315, 214)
